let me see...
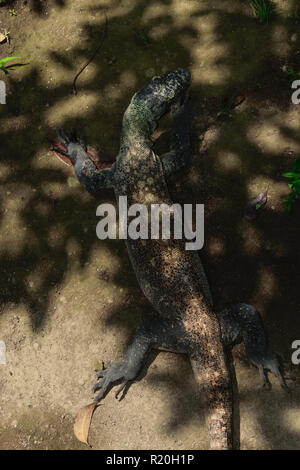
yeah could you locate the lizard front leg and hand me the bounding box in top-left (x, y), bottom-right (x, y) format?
top-left (52, 128), bottom-right (116, 192)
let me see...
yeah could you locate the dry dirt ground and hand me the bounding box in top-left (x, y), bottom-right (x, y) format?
top-left (0, 0), bottom-right (300, 450)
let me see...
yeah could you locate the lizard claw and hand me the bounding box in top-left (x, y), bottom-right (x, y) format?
top-left (256, 352), bottom-right (291, 392)
top-left (115, 381), bottom-right (127, 399)
top-left (52, 127), bottom-right (89, 166)
top-left (92, 361), bottom-right (135, 402)
top-left (262, 381), bottom-right (272, 391)
top-left (56, 128), bottom-right (70, 146)
top-left (50, 146), bottom-right (69, 157)
top-left (70, 127), bottom-right (77, 141)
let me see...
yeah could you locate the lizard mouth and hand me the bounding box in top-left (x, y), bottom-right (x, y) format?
top-left (51, 141), bottom-right (116, 170)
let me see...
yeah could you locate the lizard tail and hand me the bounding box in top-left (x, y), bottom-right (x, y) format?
top-left (188, 311), bottom-right (234, 450)
top-left (190, 351), bottom-right (233, 450)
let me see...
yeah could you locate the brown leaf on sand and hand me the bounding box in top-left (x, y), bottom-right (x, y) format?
top-left (74, 402), bottom-right (99, 447)
top-left (244, 188), bottom-right (268, 220)
top-left (231, 94), bottom-right (245, 108)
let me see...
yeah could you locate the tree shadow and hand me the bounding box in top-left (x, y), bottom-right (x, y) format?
top-left (0, 0), bottom-right (66, 13)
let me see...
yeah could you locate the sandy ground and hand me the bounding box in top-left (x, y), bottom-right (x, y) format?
top-left (0, 0), bottom-right (300, 450)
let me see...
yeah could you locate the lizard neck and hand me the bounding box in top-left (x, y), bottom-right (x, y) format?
top-left (117, 132), bottom-right (155, 171)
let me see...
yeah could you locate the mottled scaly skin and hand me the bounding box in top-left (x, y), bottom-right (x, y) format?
top-left (113, 73), bottom-right (232, 449)
top-left (54, 70), bottom-right (289, 450)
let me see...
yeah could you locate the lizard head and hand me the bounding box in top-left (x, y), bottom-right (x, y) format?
top-left (51, 70), bottom-right (191, 187)
top-left (131, 68), bottom-right (191, 127)
top-left (118, 69), bottom-right (191, 158)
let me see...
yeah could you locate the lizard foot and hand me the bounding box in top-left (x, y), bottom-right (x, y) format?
top-left (218, 304), bottom-right (295, 392)
top-left (51, 127), bottom-right (87, 166)
top-left (92, 361), bottom-right (137, 402)
top-left (255, 352), bottom-right (294, 392)
top-left (51, 128), bottom-right (115, 170)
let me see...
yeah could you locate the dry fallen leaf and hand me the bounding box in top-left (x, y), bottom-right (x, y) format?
top-left (244, 188), bottom-right (268, 220)
top-left (74, 402), bottom-right (99, 447)
top-left (231, 94), bottom-right (245, 108)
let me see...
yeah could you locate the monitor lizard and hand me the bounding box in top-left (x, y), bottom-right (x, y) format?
top-left (52, 69), bottom-right (288, 449)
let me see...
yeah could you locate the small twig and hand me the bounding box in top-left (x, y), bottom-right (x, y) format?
top-left (72, 11), bottom-right (108, 95)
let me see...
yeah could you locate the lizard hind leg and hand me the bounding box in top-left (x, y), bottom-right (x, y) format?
top-left (92, 321), bottom-right (155, 403)
top-left (92, 316), bottom-right (189, 403)
top-left (93, 361), bottom-right (134, 401)
top-left (259, 351), bottom-right (291, 392)
top-left (218, 303), bottom-right (290, 391)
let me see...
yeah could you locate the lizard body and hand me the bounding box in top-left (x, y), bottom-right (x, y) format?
top-left (54, 70), bottom-right (288, 450)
